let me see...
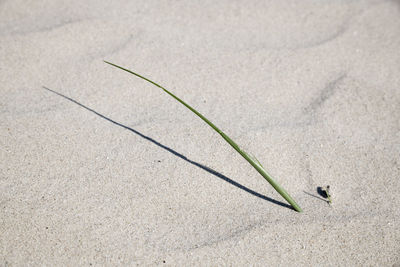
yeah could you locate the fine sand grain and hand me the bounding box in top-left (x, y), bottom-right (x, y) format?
top-left (1, 0), bottom-right (400, 265)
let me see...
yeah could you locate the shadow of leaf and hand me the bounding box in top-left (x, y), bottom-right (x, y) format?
top-left (43, 86), bottom-right (293, 210)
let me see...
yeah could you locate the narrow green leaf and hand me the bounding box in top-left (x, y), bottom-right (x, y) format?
top-left (104, 60), bottom-right (302, 212)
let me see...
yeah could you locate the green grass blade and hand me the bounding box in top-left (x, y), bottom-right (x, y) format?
top-left (104, 60), bottom-right (302, 212)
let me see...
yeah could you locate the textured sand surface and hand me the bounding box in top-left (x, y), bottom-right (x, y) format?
top-left (1, 0), bottom-right (400, 265)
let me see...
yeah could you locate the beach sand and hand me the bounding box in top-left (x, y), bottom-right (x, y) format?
top-left (1, 0), bottom-right (400, 265)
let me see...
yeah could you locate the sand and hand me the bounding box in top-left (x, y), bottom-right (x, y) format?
top-left (1, 0), bottom-right (400, 265)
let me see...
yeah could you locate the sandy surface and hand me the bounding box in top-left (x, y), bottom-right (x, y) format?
top-left (1, 0), bottom-right (400, 265)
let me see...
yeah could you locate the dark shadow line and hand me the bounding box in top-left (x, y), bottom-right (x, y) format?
top-left (303, 191), bottom-right (327, 203)
top-left (43, 86), bottom-right (293, 210)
